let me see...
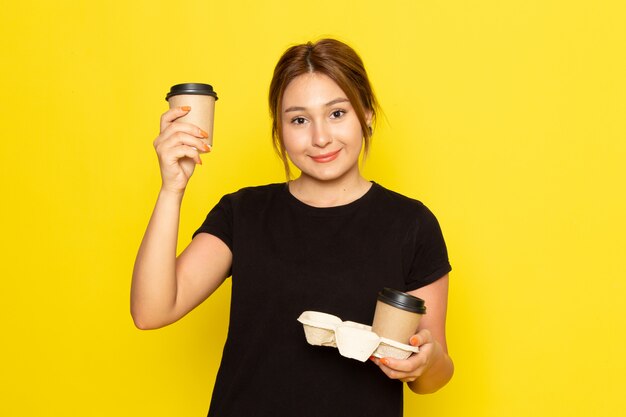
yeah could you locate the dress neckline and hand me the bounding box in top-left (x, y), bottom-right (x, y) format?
top-left (281, 181), bottom-right (379, 217)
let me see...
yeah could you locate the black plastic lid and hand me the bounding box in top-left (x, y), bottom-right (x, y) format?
top-left (377, 288), bottom-right (426, 314)
top-left (166, 83), bottom-right (218, 101)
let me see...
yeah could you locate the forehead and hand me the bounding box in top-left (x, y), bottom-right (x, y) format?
top-left (282, 72), bottom-right (348, 107)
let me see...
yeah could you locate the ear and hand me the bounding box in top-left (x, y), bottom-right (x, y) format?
top-left (365, 109), bottom-right (373, 127)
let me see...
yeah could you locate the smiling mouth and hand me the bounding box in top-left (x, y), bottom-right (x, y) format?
top-left (310, 149), bottom-right (341, 163)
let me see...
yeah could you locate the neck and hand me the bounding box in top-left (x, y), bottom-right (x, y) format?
top-left (288, 172), bottom-right (371, 208)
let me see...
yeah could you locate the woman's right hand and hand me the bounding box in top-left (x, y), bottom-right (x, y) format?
top-left (153, 106), bottom-right (212, 194)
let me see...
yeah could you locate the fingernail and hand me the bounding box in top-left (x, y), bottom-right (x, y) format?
top-left (202, 144), bottom-right (211, 152)
top-left (381, 358), bottom-right (389, 366)
top-left (410, 336), bottom-right (418, 346)
top-left (198, 158), bottom-right (202, 165)
top-left (199, 129), bottom-right (209, 138)
top-left (369, 356), bottom-right (376, 362)
top-left (181, 106), bottom-right (191, 111)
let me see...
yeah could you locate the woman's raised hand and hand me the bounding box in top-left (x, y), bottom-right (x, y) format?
top-left (153, 106), bottom-right (212, 194)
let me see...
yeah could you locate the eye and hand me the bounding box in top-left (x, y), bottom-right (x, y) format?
top-left (330, 109), bottom-right (346, 119)
top-left (291, 116), bottom-right (307, 125)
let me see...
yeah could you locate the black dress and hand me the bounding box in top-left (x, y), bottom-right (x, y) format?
top-left (193, 182), bottom-right (451, 417)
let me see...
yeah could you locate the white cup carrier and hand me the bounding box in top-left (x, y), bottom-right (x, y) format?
top-left (297, 311), bottom-right (419, 362)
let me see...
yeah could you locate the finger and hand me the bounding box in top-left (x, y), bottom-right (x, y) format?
top-left (156, 121), bottom-right (210, 148)
top-left (378, 355), bottom-right (423, 373)
top-left (159, 106), bottom-right (191, 132)
top-left (370, 356), bottom-right (422, 383)
top-left (156, 130), bottom-right (211, 154)
top-left (169, 145), bottom-right (203, 165)
top-left (410, 329), bottom-right (433, 347)
top-left (375, 358), bottom-right (413, 381)
top-left (164, 130), bottom-right (211, 152)
top-left (161, 120), bottom-right (210, 139)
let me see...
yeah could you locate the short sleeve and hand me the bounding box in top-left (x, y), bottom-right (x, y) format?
top-left (404, 204), bottom-right (452, 291)
top-left (192, 194), bottom-right (234, 251)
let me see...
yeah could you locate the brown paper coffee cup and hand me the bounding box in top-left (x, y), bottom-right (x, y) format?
top-left (166, 83), bottom-right (218, 146)
top-left (371, 288), bottom-right (426, 345)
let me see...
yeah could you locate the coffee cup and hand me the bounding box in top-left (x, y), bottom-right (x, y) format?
top-left (371, 288), bottom-right (426, 345)
top-left (166, 83), bottom-right (218, 146)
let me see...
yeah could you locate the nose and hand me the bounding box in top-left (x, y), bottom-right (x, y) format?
top-left (311, 121), bottom-right (332, 148)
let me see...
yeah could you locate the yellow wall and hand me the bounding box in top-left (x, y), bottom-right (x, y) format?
top-left (1, 1), bottom-right (625, 416)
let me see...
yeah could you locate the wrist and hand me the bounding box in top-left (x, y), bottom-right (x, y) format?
top-left (158, 186), bottom-right (185, 201)
top-left (408, 341), bottom-right (454, 394)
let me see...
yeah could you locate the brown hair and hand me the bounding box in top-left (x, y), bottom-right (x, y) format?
top-left (269, 38), bottom-right (380, 179)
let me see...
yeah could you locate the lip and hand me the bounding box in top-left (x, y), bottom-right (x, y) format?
top-left (310, 149), bottom-right (341, 163)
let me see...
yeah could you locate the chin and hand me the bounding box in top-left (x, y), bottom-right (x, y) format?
top-left (294, 158), bottom-right (360, 182)
top-left (305, 168), bottom-right (352, 182)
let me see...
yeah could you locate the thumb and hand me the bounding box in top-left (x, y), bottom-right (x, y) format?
top-left (409, 329), bottom-right (433, 347)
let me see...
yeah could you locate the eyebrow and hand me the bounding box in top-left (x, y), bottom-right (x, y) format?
top-left (283, 97), bottom-right (350, 113)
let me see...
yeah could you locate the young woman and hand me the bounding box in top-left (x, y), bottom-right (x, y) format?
top-left (132, 38), bottom-right (453, 417)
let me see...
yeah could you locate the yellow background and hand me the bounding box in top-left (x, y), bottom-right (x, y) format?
top-left (1, 1), bottom-right (625, 416)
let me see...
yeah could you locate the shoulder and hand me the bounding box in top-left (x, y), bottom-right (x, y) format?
top-left (370, 183), bottom-right (446, 238)
top-left (371, 182), bottom-right (434, 219)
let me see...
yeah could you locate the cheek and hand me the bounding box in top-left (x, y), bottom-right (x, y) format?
top-left (281, 127), bottom-right (307, 151)
top-left (335, 120), bottom-right (363, 142)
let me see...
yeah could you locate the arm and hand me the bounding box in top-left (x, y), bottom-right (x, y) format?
top-left (370, 274), bottom-right (454, 393)
top-left (131, 195), bottom-right (232, 329)
top-left (130, 107), bottom-right (232, 330)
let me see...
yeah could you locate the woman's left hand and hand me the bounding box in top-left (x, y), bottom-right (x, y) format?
top-left (369, 329), bottom-right (442, 383)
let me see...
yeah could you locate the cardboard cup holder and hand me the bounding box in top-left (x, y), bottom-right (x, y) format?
top-left (297, 311), bottom-right (418, 362)
top-left (297, 311), bottom-right (343, 347)
top-left (373, 337), bottom-right (418, 360)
